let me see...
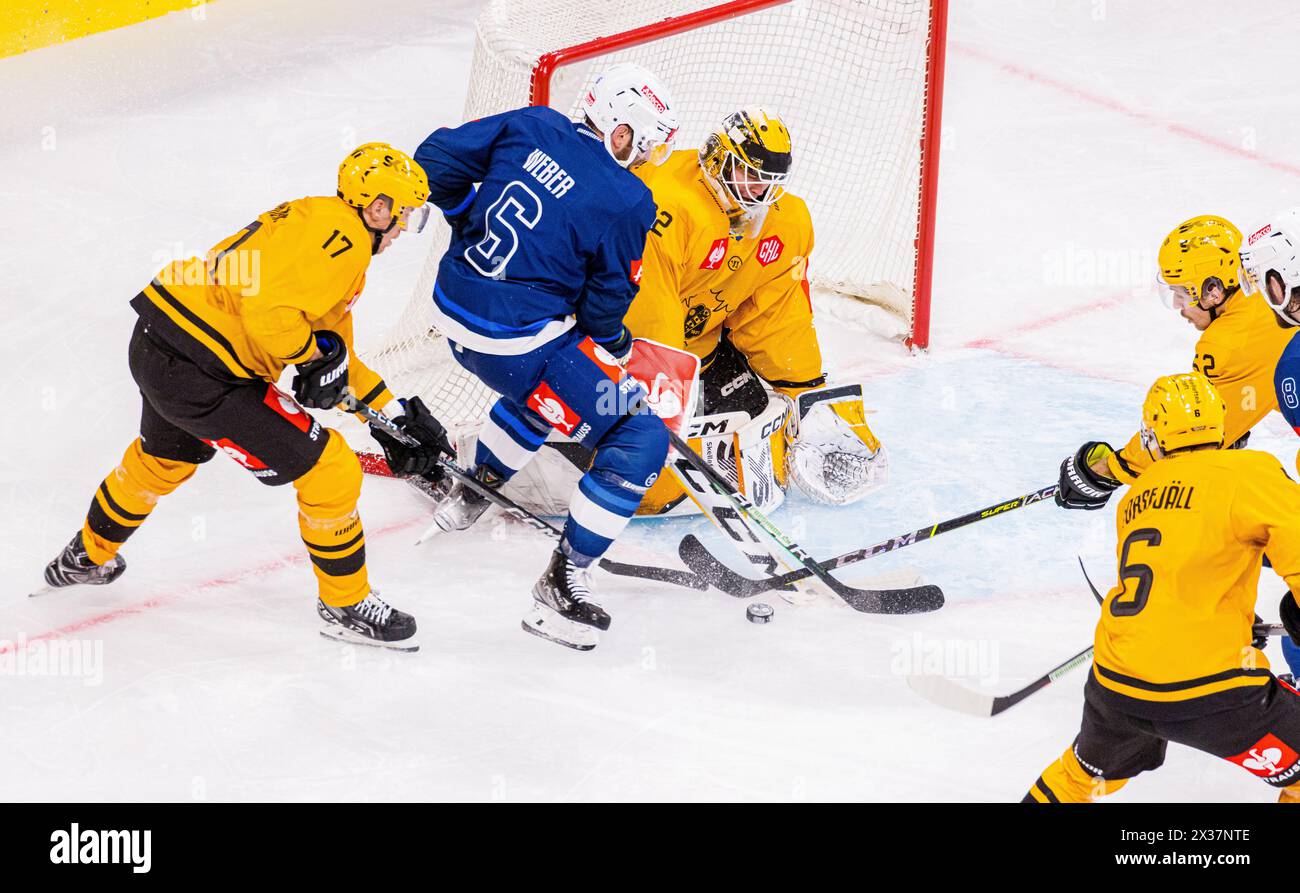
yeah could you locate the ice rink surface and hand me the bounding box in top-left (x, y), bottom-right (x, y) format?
top-left (3, 0), bottom-right (1300, 801)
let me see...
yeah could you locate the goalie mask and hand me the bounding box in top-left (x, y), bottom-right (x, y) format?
top-left (1240, 208), bottom-right (1300, 328)
top-left (699, 107), bottom-right (792, 235)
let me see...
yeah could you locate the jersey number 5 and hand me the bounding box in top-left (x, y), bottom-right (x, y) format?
top-left (1111, 527), bottom-right (1161, 617)
top-left (465, 180), bottom-right (543, 280)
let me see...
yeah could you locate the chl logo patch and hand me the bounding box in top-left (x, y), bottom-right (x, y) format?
top-left (630, 258), bottom-right (643, 285)
top-left (699, 237), bottom-right (728, 270)
top-left (528, 382), bottom-right (581, 436)
top-left (756, 235), bottom-right (784, 266)
top-left (1227, 733), bottom-right (1299, 777)
top-left (684, 304), bottom-right (711, 339)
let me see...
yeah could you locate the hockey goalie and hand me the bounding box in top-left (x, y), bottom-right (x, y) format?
top-left (470, 106), bottom-right (888, 517)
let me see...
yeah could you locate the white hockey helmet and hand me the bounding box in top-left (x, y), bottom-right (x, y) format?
top-left (580, 63), bottom-right (679, 169)
top-left (1239, 208), bottom-right (1300, 327)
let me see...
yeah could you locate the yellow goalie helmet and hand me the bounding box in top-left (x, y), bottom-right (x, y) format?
top-left (338, 142), bottom-right (429, 221)
top-left (1156, 215), bottom-right (1243, 308)
top-left (699, 107), bottom-right (793, 212)
top-left (1140, 372), bottom-right (1226, 456)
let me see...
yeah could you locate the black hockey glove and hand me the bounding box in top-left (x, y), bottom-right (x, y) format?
top-left (370, 396), bottom-right (455, 480)
top-left (1055, 441), bottom-right (1121, 510)
top-left (1280, 591), bottom-right (1300, 645)
top-left (1254, 613), bottom-right (1270, 651)
top-left (292, 331), bottom-right (349, 410)
top-left (1228, 430), bottom-right (1251, 450)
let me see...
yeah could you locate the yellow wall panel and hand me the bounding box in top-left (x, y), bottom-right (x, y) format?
top-left (0, 1), bottom-right (215, 60)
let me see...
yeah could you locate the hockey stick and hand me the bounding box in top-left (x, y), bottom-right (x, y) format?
top-left (908, 620), bottom-right (1289, 718)
top-left (679, 484), bottom-right (1058, 597)
top-left (343, 398), bottom-right (706, 591)
top-left (664, 429), bottom-right (944, 614)
top-left (909, 559), bottom-right (1285, 717)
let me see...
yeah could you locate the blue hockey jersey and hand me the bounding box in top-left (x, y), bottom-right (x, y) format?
top-left (414, 106), bottom-right (657, 356)
top-left (1277, 331), bottom-right (1300, 436)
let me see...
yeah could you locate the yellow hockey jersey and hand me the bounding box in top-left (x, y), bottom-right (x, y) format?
top-left (1093, 448), bottom-right (1300, 708)
top-left (625, 149), bottom-right (823, 395)
top-left (130, 196), bottom-right (394, 410)
top-left (1106, 292), bottom-right (1295, 483)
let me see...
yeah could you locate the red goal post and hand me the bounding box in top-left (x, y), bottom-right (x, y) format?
top-left (366, 0), bottom-right (947, 433)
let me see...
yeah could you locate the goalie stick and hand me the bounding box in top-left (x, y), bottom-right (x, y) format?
top-left (679, 484), bottom-right (1059, 598)
top-left (665, 428), bottom-right (944, 615)
top-left (344, 398), bottom-right (706, 592)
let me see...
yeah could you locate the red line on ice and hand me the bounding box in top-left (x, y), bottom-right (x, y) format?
top-left (5, 514), bottom-right (425, 654)
top-left (952, 43), bottom-right (1300, 179)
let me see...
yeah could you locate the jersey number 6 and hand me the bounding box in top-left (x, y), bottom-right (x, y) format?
top-left (465, 180), bottom-right (543, 280)
top-left (1111, 527), bottom-right (1161, 617)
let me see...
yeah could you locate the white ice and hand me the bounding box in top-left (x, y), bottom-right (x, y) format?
top-left (2, 0), bottom-right (1299, 801)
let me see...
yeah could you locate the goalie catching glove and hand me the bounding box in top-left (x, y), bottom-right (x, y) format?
top-left (369, 396), bottom-right (455, 480)
top-left (1056, 441), bottom-right (1121, 510)
top-left (786, 384), bottom-right (888, 505)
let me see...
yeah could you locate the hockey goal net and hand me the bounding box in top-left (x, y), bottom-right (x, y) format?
top-left (366, 0), bottom-right (946, 431)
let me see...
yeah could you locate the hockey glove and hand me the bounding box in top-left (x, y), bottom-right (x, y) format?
top-left (1280, 591), bottom-right (1300, 645)
top-left (787, 384), bottom-right (888, 505)
top-left (292, 331), bottom-right (349, 410)
top-left (370, 396), bottom-right (455, 480)
top-left (601, 325), bottom-right (634, 364)
top-left (1055, 441), bottom-right (1121, 510)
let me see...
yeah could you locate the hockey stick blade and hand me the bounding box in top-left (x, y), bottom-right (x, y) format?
top-left (907, 644), bottom-right (1095, 717)
top-left (678, 485), bottom-right (1058, 596)
top-left (679, 534), bottom-right (943, 614)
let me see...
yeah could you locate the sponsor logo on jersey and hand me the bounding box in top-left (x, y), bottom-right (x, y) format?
top-left (577, 337), bottom-right (624, 382)
top-left (641, 84), bottom-right (666, 114)
top-left (264, 384), bottom-right (311, 433)
top-left (344, 287), bottom-right (362, 314)
top-left (1228, 733), bottom-right (1299, 777)
top-left (756, 235), bottom-right (784, 266)
top-left (528, 382), bottom-right (581, 436)
top-left (700, 237), bottom-right (728, 270)
top-left (1248, 223), bottom-right (1273, 245)
top-left (204, 438), bottom-right (271, 473)
top-left (630, 258), bottom-right (643, 285)
top-left (727, 255), bottom-right (742, 271)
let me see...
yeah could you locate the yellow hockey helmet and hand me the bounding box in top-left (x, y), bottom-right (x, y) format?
top-left (699, 107), bottom-right (793, 211)
top-left (1140, 372), bottom-right (1226, 456)
top-left (1156, 215), bottom-right (1242, 308)
top-left (338, 143), bottom-right (429, 221)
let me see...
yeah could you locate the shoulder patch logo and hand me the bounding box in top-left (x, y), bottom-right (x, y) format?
top-left (630, 259), bottom-right (643, 285)
top-left (700, 237), bottom-right (728, 270)
top-left (756, 235), bottom-right (784, 266)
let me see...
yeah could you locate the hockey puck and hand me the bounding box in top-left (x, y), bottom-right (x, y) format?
top-left (746, 602), bottom-right (774, 624)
